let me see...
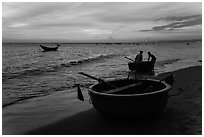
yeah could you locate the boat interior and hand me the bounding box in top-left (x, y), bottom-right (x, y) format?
top-left (91, 79), bottom-right (167, 95)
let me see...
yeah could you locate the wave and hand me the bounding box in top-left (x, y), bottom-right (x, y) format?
top-left (61, 54), bottom-right (119, 67)
top-left (156, 59), bottom-right (181, 67)
top-left (3, 54), bottom-right (120, 81)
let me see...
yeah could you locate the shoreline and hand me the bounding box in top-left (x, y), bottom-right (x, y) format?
top-left (3, 65), bottom-right (202, 135)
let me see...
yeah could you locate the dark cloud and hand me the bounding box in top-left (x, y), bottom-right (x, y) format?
top-left (139, 29), bottom-right (153, 32)
top-left (140, 14), bottom-right (202, 32)
top-left (155, 14), bottom-right (201, 22)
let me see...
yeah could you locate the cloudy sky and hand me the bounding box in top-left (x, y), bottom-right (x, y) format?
top-left (2, 2), bottom-right (202, 43)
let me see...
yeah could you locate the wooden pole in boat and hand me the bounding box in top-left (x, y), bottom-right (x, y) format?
top-left (124, 56), bottom-right (137, 79)
top-left (78, 72), bottom-right (118, 88)
top-left (124, 56), bottom-right (135, 62)
top-left (78, 72), bottom-right (105, 83)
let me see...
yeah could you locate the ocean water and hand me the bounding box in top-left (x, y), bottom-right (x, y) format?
top-left (2, 41), bottom-right (202, 107)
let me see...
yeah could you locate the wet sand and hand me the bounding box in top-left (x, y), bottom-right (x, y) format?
top-left (26, 66), bottom-right (202, 135)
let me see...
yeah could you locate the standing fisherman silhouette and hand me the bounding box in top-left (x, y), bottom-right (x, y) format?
top-left (147, 52), bottom-right (156, 64)
top-left (135, 51), bottom-right (143, 63)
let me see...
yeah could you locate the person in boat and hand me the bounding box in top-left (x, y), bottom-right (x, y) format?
top-left (135, 51), bottom-right (143, 63)
top-left (147, 52), bottom-right (156, 63)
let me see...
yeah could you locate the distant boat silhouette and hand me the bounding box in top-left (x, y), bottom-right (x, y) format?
top-left (40, 44), bottom-right (60, 51)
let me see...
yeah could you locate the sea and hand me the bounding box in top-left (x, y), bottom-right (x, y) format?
top-left (2, 41), bottom-right (202, 108)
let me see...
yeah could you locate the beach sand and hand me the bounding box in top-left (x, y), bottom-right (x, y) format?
top-left (3, 66), bottom-right (202, 135)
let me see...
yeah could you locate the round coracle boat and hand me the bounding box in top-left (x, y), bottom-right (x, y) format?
top-left (88, 79), bottom-right (172, 118)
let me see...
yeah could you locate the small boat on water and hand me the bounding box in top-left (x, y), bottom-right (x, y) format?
top-left (40, 44), bottom-right (60, 51)
top-left (128, 61), bottom-right (155, 72)
top-left (124, 56), bottom-right (154, 72)
top-left (78, 72), bottom-right (174, 118)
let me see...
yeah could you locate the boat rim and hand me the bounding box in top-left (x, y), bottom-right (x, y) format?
top-left (88, 79), bottom-right (171, 97)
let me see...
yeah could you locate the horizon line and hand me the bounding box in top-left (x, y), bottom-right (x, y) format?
top-left (2, 39), bottom-right (202, 44)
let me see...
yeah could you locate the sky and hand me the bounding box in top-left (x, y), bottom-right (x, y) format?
top-left (2, 2), bottom-right (202, 43)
